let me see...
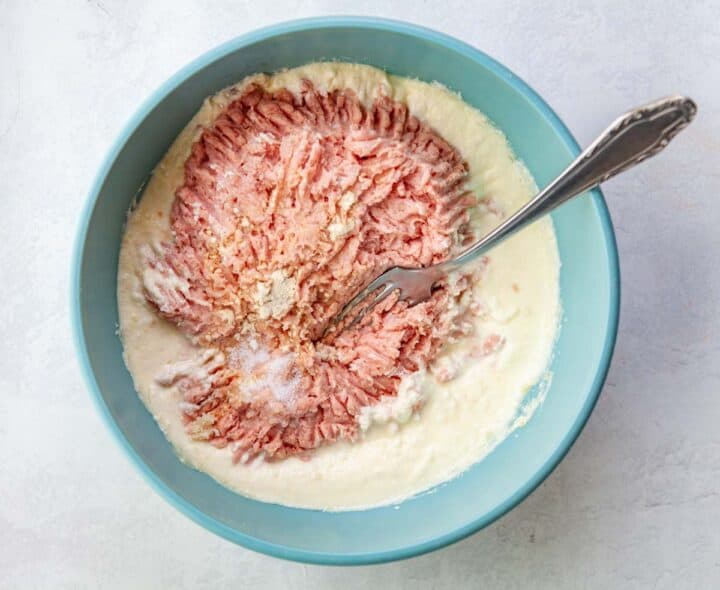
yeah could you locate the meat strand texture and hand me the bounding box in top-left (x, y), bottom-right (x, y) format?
top-left (143, 81), bottom-right (477, 460)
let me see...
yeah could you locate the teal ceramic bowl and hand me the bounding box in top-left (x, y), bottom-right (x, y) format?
top-left (73, 17), bottom-right (619, 564)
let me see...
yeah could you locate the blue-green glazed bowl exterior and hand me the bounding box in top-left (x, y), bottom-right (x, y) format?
top-left (72, 17), bottom-right (619, 565)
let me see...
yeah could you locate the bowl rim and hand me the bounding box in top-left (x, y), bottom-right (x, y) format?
top-left (71, 16), bottom-right (620, 565)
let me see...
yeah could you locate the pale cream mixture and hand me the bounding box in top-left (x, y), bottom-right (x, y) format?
top-left (118, 63), bottom-right (560, 510)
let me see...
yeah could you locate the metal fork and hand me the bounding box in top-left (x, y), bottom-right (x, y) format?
top-left (326, 96), bottom-right (697, 335)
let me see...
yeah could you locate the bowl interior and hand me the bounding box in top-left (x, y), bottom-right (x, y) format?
top-left (75, 20), bottom-right (618, 564)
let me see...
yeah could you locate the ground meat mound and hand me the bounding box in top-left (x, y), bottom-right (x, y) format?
top-left (142, 80), bottom-right (476, 460)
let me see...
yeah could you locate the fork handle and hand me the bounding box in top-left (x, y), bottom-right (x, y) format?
top-left (443, 96), bottom-right (696, 271)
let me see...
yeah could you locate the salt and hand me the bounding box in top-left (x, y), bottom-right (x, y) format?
top-left (229, 339), bottom-right (300, 403)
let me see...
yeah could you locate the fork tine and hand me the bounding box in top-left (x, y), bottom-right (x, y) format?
top-left (342, 282), bottom-right (396, 331)
top-left (324, 271), bottom-right (399, 338)
top-left (335, 274), bottom-right (390, 324)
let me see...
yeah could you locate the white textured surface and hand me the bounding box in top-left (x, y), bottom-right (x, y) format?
top-left (1, 0), bottom-right (719, 587)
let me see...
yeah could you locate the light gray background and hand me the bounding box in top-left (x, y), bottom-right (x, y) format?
top-left (2, 1), bottom-right (719, 588)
